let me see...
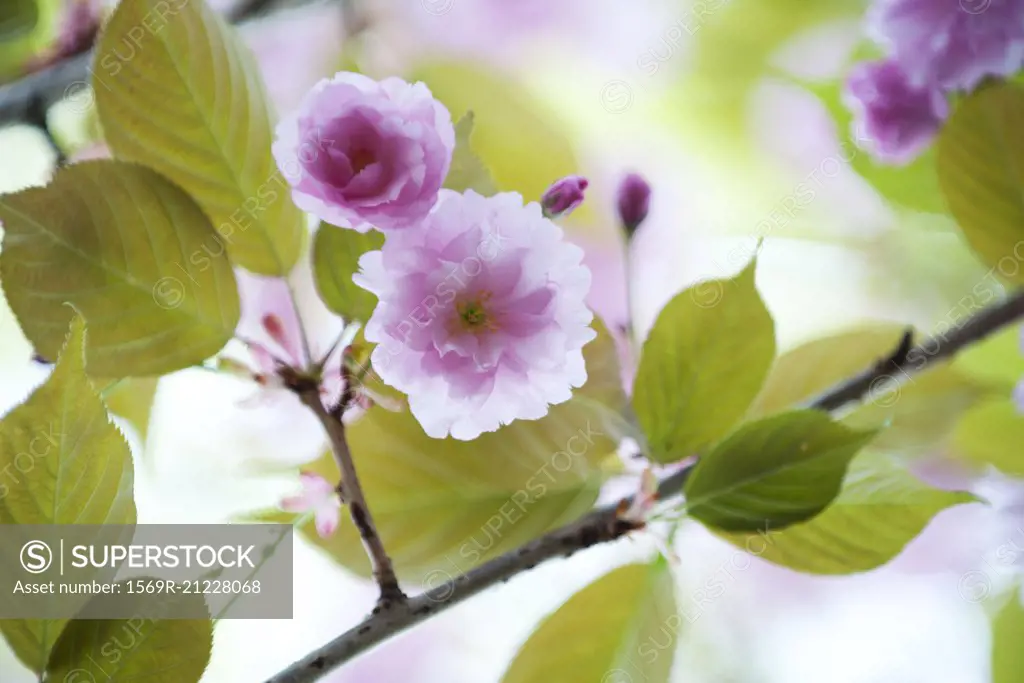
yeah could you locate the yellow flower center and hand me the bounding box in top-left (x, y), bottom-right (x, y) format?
top-left (456, 292), bottom-right (497, 333)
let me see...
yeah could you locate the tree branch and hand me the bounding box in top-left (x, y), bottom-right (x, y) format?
top-left (296, 386), bottom-right (405, 605)
top-left (0, 0), bottom-right (321, 123)
top-left (808, 288), bottom-right (1024, 413)
top-left (267, 288), bottom-right (1024, 683)
top-left (266, 509), bottom-right (640, 683)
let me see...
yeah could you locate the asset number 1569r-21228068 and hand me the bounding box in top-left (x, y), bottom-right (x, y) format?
top-left (125, 579), bottom-right (262, 594)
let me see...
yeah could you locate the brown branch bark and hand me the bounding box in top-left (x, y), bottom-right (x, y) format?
top-left (296, 386), bottom-right (405, 606)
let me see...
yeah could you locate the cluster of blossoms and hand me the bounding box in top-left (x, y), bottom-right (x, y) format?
top-left (268, 72), bottom-right (656, 534)
top-left (844, 0), bottom-right (1024, 164)
top-left (271, 72), bottom-right (596, 442)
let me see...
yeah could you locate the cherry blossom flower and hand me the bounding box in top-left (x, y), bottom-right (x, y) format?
top-left (846, 0), bottom-right (1024, 164)
top-left (272, 72), bottom-right (455, 233)
top-left (843, 59), bottom-right (949, 165)
top-left (867, 0), bottom-right (1024, 92)
top-left (354, 189), bottom-right (595, 440)
top-left (280, 472), bottom-right (342, 538)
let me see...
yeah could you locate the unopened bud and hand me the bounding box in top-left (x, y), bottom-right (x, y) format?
top-left (616, 172), bottom-right (651, 236)
top-left (540, 175), bottom-right (588, 218)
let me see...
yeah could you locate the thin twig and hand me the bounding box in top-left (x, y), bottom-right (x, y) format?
top-left (268, 289), bottom-right (1024, 683)
top-left (295, 386), bottom-right (405, 605)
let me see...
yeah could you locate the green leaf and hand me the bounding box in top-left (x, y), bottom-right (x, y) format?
top-left (311, 223), bottom-right (383, 323)
top-left (264, 322), bottom-right (625, 579)
top-left (749, 324), bottom-right (908, 416)
top-left (954, 325), bottom-right (1024, 391)
top-left (0, 314), bottom-right (136, 525)
top-left (414, 62), bottom-right (579, 209)
top-left (992, 590), bottom-right (1024, 683)
top-left (0, 160), bottom-right (241, 377)
top-left (445, 112), bottom-right (498, 195)
top-left (937, 82), bottom-right (1024, 284)
top-left (952, 399), bottom-right (1024, 477)
top-left (0, 314), bottom-right (136, 672)
top-left (751, 325), bottom-right (988, 456)
top-left (860, 219), bottom-right (998, 313)
top-left (844, 365), bottom-right (988, 456)
top-left (684, 410), bottom-right (877, 532)
top-left (718, 451), bottom-right (977, 574)
top-left (93, 0), bottom-right (305, 275)
top-left (45, 581), bottom-right (212, 683)
top-left (501, 561), bottom-right (678, 683)
top-left (104, 378), bottom-right (160, 443)
top-left (633, 259), bottom-right (776, 463)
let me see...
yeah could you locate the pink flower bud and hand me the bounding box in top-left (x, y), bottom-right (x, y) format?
top-left (540, 175), bottom-right (588, 218)
top-left (616, 173), bottom-right (651, 235)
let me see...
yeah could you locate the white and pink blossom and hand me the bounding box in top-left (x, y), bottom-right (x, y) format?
top-left (354, 189), bottom-right (595, 440)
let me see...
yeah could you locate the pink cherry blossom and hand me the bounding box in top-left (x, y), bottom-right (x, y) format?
top-left (354, 189), bottom-right (596, 440)
top-left (272, 73), bottom-right (455, 233)
top-left (280, 472), bottom-right (341, 538)
top-left (867, 0), bottom-right (1024, 92)
top-left (843, 58), bottom-right (949, 165)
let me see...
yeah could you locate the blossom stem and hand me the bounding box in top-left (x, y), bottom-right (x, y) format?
top-left (296, 387), bottom-right (406, 606)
